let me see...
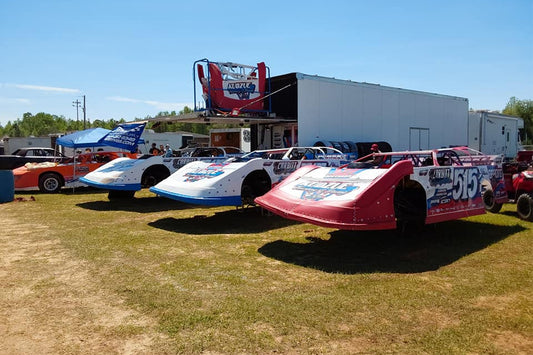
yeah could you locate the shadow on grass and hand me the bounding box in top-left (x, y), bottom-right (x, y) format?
top-left (500, 210), bottom-right (519, 218)
top-left (77, 196), bottom-right (195, 213)
top-left (17, 187), bottom-right (115, 196)
top-left (148, 207), bottom-right (298, 234)
top-left (258, 220), bottom-right (525, 274)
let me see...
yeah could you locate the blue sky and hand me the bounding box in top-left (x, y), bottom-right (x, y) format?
top-left (0, 0), bottom-right (531, 127)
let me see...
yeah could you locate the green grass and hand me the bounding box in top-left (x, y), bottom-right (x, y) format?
top-left (3, 189), bottom-right (532, 354)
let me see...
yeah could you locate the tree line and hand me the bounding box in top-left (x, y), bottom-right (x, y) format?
top-left (502, 97), bottom-right (533, 144)
top-left (1, 98), bottom-right (532, 144)
top-left (0, 106), bottom-right (235, 138)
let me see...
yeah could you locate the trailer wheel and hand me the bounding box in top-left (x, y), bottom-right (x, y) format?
top-left (38, 173), bottom-right (63, 193)
top-left (516, 193), bottom-right (533, 221)
top-left (483, 189), bottom-right (503, 213)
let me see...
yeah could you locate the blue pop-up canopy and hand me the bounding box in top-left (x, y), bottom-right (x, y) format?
top-left (56, 128), bottom-right (111, 148)
top-left (56, 124), bottom-right (145, 151)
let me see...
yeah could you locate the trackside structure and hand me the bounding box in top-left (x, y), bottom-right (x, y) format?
top-left (468, 110), bottom-right (524, 158)
top-left (150, 59), bottom-right (522, 157)
top-left (266, 73), bottom-right (470, 152)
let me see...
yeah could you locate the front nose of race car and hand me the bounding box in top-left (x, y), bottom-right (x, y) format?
top-left (256, 160), bottom-right (414, 230)
top-left (150, 162), bottom-right (245, 206)
top-left (256, 185), bottom-right (397, 230)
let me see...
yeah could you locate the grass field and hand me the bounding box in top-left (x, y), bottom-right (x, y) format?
top-left (1, 189), bottom-right (532, 354)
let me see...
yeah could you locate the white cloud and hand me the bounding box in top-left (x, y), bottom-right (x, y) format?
top-left (5, 83), bottom-right (80, 93)
top-left (107, 96), bottom-right (187, 111)
top-left (0, 97), bottom-right (31, 104)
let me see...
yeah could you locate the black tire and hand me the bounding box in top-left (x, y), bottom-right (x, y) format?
top-left (141, 167), bottom-right (170, 188)
top-left (483, 189), bottom-right (503, 213)
top-left (241, 171), bottom-right (271, 206)
top-left (394, 183), bottom-right (426, 235)
top-left (516, 193), bottom-right (533, 221)
top-left (38, 173), bottom-right (62, 193)
top-left (108, 190), bottom-right (135, 200)
top-left (241, 184), bottom-right (255, 206)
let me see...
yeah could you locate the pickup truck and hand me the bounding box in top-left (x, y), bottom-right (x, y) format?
top-left (0, 147), bottom-right (69, 170)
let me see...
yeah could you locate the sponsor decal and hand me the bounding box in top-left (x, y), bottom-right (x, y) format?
top-left (487, 165), bottom-right (504, 187)
top-left (226, 81), bottom-right (256, 100)
top-left (173, 158), bottom-right (196, 169)
top-left (172, 157), bottom-right (228, 169)
top-left (294, 180), bottom-right (359, 201)
top-left (99, 122), bottom-right (146, 152)
top-left (301, 161), bottom-right (331, 167)
top-left (428, 188), bottom-right (453, 208)
top-left (426, 167), bottom-right (483, 215)
top-left (429, 168), bottom-right (452, 186)
top-left (183, 163), bottom-right (226, 182)
top-left (325, 167), bottom-right (364, 179)
top-left (99, 159), bottom-right (137, 173)
top-left (273, 161), bottom-right (299, 175)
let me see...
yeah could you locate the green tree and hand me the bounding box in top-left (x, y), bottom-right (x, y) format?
top-left (2, 112), bottom-right (70, 137)
top-left (503, 97), bottom-right (533, 144)
top-left (146, 107), bottom-right (215, 134)
top-left (0, 105), bottom-right (243, 138)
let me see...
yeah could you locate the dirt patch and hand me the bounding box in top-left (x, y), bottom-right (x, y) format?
top-left (489, 330), bottom-right (533, 355)
top-left (0, 210), bottom-right (168, 354)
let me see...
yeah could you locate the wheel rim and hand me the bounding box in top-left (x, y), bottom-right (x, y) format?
top-left (44, 178), bottom-right (59, 191)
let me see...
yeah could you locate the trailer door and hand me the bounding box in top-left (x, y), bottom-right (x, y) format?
top-left (409, 127), bottom-right (430, 150)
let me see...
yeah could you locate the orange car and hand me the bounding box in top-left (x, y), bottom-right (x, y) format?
top-left (13, 151), bottom-right (137, 193)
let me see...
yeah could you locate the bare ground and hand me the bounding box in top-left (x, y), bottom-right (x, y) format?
top-left (0, 210), bottom-right (169, 354)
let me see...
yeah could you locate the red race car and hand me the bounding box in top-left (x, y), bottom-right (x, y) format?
top-left (255, 147), bottom-right (507, 231)
top-left (13, 151), bottom-right (137, 193)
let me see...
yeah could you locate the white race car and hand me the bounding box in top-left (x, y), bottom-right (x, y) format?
top-left (149, 146), bottom-right (351, 206)
top-left (80, 146), bottom-right (244, 199)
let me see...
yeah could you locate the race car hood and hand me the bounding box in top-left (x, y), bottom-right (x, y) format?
top-left (80, 156), bottom-right (155, 190)
top-left (255, 160), bottom-right (414, 230)
top-left (150, 159), bottom-right (257, 206)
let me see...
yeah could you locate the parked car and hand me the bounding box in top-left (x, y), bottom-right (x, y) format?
top-left (13, 151), bottom-right (137, 193)
top-left (255, 147), bottom-right (507, 231)
top-left (0, 147), bottom-right (69, 170)
top-left (150, 146), bottom-right (351, 206)
top-left (80, 146), bottom-right (245, 199)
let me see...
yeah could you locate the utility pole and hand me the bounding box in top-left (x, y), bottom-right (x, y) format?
top-left (72, 99), bottom-right (81, 125)
top-left (82, 95), bottom-right (86, 129)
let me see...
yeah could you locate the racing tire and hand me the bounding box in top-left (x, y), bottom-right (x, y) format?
top-left (38, 173), bottom-right (62, 193)
top-left (241, 171), bottom-right (271, 206)
top-left (141, 168), bottom-right (170, 188)
top-left (241, 184), bottom-right (255, 206)
top-left (516, 193), bottom-right (533, 221)
top-left (108, 190), bottom-right (135, 200)
top-left (483, 189), bottom-right (503, 213)
top-left (394, 184), bottom-right (426, 236)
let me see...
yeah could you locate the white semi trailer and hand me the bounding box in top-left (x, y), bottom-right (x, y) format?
top-left (468, 110), bottom-right (524, 159)
top-left (265, 73), bottom-right (470, 154)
